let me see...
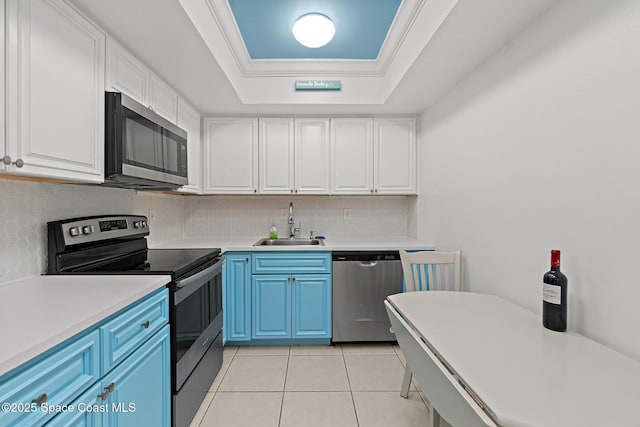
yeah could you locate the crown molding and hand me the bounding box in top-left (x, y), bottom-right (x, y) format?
top-left (179, 0), bottom-right (459, 104)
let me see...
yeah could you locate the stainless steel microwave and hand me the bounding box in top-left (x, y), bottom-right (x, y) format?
top-left (104, 92), bottom-right (188, 190)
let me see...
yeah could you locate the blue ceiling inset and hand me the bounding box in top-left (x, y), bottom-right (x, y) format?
top-left (227, 0), bottom-right (402, 60)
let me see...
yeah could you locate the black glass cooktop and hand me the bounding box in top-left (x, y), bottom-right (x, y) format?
top-left (68, 248), bottom-right (221, 279)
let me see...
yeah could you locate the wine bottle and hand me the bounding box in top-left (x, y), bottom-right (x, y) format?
top-left (542, 249), bottom-right (568, 331)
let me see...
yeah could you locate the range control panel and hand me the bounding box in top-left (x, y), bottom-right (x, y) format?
top-left (50, 215), bottom-right (150, 247)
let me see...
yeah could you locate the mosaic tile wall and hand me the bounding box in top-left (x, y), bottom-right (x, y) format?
top-left (183, 196), bottom-right (411, 238)
top-left (1, 179), bottom-right (412, 283)
top-left (0, 179), bottom-right (185, 283)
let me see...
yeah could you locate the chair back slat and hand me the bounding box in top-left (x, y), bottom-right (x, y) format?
top-left (443, 264), bottom-right (451, 290)
top-left (418, 264), bottom-right (426, 291)
top-left (400, 250), bottom-right (462, 293)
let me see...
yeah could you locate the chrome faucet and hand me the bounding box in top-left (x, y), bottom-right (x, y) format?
top-left (288, 202), bottom-right (295, 238)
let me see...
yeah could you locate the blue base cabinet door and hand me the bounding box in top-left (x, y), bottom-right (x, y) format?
top-left (225, 254), bottom-right (252, 342)
top-left (252, 275), bottom-right (291, 339)
top-left (102, 325), bottom-right (171, 427)
top-left (44, 383), bottom-right (103, 427)
top-left (0, 330), bottom-right (100, 427)
top-left (292, 275), bottom-right (331, 339)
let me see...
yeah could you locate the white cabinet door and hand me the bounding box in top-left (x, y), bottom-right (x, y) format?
top-left (259, 118), bottom-right (295, 194)
top-left (204, 117), bottom-right (258, 194)
top-left (4, 0), bottom-right (105, 182)
top-left (177, 98), bottom-right (202, 194)
top-left (1, 0), bottom-right (6, 173)
top-left (149, 73), bottom-right (178, 123)
top-left (330, 118), bottom-right (373, 194)
top-left (106, 39), bottom-right (178, 124)
top-left (374, 118), bottom-right (417, 194)
top-left (105, 38), bottom-right (148, 105)
top-left (294, 119), bottom-right (330, 194)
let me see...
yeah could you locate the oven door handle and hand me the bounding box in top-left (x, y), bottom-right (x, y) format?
top-left (175, 257), bottom-right (224, 290)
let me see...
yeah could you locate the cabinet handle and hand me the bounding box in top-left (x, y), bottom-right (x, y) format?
top-left (375, 189), bottom-right (378, 193)
top-left (2, 155), bottom-right (24, 168)
top-left (105, 382), bottom-right (115, 393)
top-left (141, 320), bottom-right (150, 329)
top-left (292, 277), bottom-right (296, 282)
top-left (32, 393), bottom-right (47, 406)
top-left (290, 189), bottom-right (293, 194)
top-left (245, 258), bottom-right (249, 262)
top-left (254, 189), bottom-right (257, 193)
top-left (295, 189), bottom-right (298, 193)
top-left (98, 390), bottom-right (109, 401)
top-left (371, 189), bottom-right (374, 193)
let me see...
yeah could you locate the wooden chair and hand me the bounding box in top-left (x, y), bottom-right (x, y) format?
top-left (398, 250), bottom-right (462, 425)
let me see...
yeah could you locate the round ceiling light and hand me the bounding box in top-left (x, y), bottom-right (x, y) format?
top-left (292, 13), bottom-right (335, 48)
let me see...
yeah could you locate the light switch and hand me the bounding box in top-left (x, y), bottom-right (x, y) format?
top-left (343, 208), bottom-right (352, 220)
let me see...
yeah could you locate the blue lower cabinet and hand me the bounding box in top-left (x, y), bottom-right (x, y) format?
top-left (252, 274), bottom-right (331, 340)
top-left (44, 383), bottom-right (103, 427)
top-left (292, 275), bottom-right (332, 339)
top-left (225, 251), bottom-right (332, 344)
top-left (0, 288), bottom-right (170, 427)
top-left (0, 330), bottom-right (100, 427)
top-left (102, 325), bottom-right (171, 427)
top-left (225, 254), bottom-right (252, 342)
top-left (252, 275), bottom-right (291, 339)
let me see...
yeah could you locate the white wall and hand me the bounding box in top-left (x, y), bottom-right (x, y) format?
top-left (0, 180), bottom-right (185, 283)
top-left (418, 0), bottom-right (640, 359)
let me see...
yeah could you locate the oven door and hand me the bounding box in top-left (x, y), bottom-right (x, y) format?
top-left (172, 256), bottom-right (223, 391)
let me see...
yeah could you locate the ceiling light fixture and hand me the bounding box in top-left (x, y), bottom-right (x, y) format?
top-left (292, 13), bottom-right (335, 48)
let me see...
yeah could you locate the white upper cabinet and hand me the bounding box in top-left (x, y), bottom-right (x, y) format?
top-left (203, 117), bottom-right (258, 194)
top-left (105, 39), bottom-right (147, 105)
top-left (106, 38), bottom-right (178, 123)
top-left (177, 98), bottom-right (202, 194)
top-left (331, 118), bottom-right (374, 194)
top-left (148, 74), bottom-right (177, 123)
top-left (295, 118), bottom-right (330, 194)
top-left (259, 118), bottom-right (330, 195)
top-left (374, 118), bottom-right (417, 194)
top-left (3, 0), bottom-right (105, 182)
top-left (259, 118), bottom-right (295, 194)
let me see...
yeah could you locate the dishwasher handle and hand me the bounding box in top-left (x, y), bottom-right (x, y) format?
top-left (332, 251), bottom-right (400, 262)
top-left (359, 261), bottom-right (378, 267)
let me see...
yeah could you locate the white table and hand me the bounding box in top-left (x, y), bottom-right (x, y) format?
top-left (385, 291), bottom-right (640, 427)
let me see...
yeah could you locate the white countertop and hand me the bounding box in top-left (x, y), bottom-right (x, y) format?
top-left (151, 236), bottom-right (434, 252)
top-left (0, 274), bottom-right (171, 377)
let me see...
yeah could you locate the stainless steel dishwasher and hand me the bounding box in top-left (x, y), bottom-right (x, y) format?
top-left (332, 251), bottom-right (403, 342)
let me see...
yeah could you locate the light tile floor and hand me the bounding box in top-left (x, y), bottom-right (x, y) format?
top-left (189, 343), bottom-right (453, 427)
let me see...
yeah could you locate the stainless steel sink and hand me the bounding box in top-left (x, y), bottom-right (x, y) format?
top-left (253, 238), bottom-right (324, 246)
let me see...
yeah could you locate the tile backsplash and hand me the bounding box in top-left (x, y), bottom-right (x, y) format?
top-left (0, 179), bottom-right (184, 283)
top-left (1, 179), bottom-right (413, 283)
top-left (183, 196), bottom-right (411, 239)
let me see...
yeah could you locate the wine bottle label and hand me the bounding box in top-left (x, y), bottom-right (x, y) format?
top-left (543, 283), bottom-right (561, 304)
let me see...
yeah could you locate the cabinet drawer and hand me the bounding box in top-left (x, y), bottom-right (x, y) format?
top-left (0, 330), bottom-right (100, 426)
top-left (252, 252), bottom-right (332, 274)
top-left (101, 288), bottom-right (169, 373)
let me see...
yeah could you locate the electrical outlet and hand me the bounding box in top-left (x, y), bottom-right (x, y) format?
top-left (148, 209), bottom-right (156, 224)
top-left (280, 208), bottom-right (288, 220)
top-left (343, 208), bottom-right (352, 220)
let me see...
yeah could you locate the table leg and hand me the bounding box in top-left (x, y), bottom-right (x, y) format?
top-left (430, 407), bottom-right (441, 427)
top-left (400, 366), bottom-right (412, 398)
